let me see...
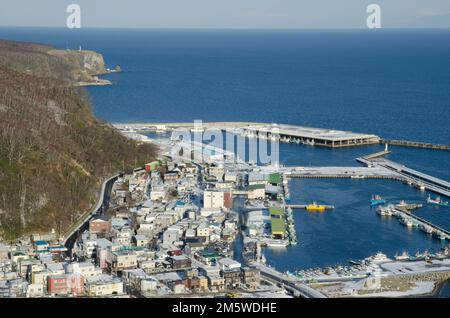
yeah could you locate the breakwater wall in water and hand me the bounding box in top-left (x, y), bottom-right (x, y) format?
top-left (381, 139), bottom-right (450, 151)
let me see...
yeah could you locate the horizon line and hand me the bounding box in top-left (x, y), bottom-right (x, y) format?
top-left (1, 25), bottom-right (450, 31)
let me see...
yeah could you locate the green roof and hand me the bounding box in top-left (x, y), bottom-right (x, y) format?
top-left (267, 173), bottom-right (281, 184)
top-left (270, 218), bottom-right (286, 234)
top-left (269, 207), bottom-right (284, 216)
top-left (248, 184), bottom-right (265, 190)
top-left (202, 252), bottom-right (220, 258)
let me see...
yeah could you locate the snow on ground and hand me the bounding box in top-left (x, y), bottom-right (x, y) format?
top-left (348, 281), bottom-right (435, 298)
top-left (380, 259), bottom-right (450, 275)
top-left (316, 277), bottom-right (436, 298)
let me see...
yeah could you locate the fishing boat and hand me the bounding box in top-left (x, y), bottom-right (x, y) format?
top-left (370, 195), bottom-right (386, 207)
top-left (348, 259), bottom-right (363, 266)
top-left (377, 206), bottom-right (393, 216)
top-left (305, 202), bottom-right (327, 211)
top-left (433, 251), bottom-right (446, 260)
top-left (367, 252), bottom-right (390, 264)
top-left (399, 217), bottom-right (414, 228)
top-left (415, 251), bottom-right (425, 260)
top-left (427, 195), bottom-right (449, 207)
top-left (424, 226), bottom-right (433, 234)
top-left (395, 251), bottom-right (410, 261)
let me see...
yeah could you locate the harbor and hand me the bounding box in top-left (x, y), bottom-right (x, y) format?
top-left (114, 121), bottom-right (450, 153)
top-left (292, 250), bottom-right (450, 297)
top-left (115, 122), bottom-right (450, 297)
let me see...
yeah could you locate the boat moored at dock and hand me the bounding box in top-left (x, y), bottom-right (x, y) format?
top-left (427, 195), bottom-right (449, 207)
top-left (370, 194), bottom-right (386, 207)
top-left (305, 202), bottom-right (333, 211)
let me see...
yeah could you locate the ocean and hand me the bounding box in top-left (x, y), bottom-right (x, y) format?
top-left (1, 27), bottom-right (449, 296)
top-left (1, 28), bottom-right (449, 144)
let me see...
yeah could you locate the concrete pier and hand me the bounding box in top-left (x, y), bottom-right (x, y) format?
top-left (287, 204), bottom-right (335, 210)
top-left (243, 124), bottom-right (380, 148)
top-left (391, 207), bottom-right (450, 241)
top-left (358, 156), bottom-right (450, 199)
top-left (113, 122), bottom-right (380, 148)
top-left (281, 166), bottom-right (401, 180)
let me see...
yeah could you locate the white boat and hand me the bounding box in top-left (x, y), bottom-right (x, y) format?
top-left (395, 251), bottom-right (410, 261)
top-left (377, 206), bottom-right (393, 216)
top-left (265, 239), bottom-right (289, 248)
top-left (367, 252), bottom-right (390, 264)
top-left (424, 226), bottom-right (433, 234)
top-left (427, 195), bottom-right (449, 207)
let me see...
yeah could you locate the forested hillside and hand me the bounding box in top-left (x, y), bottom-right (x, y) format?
top-left (0, 40), bottom-right (156, 240)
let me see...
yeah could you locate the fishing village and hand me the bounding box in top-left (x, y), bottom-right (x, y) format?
top-left (1, 120), bottom-right (449, 298)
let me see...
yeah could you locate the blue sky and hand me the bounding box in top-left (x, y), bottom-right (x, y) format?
top-left (1, 0), bottom-right (450, 29)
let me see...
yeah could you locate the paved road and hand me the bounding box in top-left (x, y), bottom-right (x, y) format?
top-left (63, 175), bottom-right (118, 254)
top-left (248, 261), bottom-right (327, 298)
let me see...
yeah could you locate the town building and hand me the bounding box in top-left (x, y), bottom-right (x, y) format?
top-left (106, 250), bottom-right (138, 274)
top-left (86, 274), bottom-right (123, 296)
top-left (89, 216), bottom-right (112, 235)
top-left (241, 267), bottom-right (261, 290)
top-left (168, 255), bottom-right (192, 270)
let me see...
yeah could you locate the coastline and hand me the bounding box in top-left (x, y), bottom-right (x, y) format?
top-left (422, 279), bottom-right (450, 298)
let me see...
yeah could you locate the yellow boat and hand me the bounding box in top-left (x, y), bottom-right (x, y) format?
top-left (305, 202), bottom-right (327, 211)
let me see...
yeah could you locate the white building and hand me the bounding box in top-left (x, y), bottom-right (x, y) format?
top-left (66, 262), bottom-right (102, 278)
top-left (218, 258), bottom-right (241, 271)
top-left (86, 274), bottom-right (123, 296)
top-left (150, 186), bottom-right (166, 201)
top-left (203, 190), bottom-right (225, 209)
top-left (196, 223), bottom-right (210, 238)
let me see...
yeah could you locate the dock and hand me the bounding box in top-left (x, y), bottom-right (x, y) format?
top-left (358, 156), bottom-right (450, 199)
top-left (113, 122), bottom-right (380, 148)
top-left (390, 207), bottom-right (450, 241)
top-left (281, 166), bottom-right (401, 180)
top-left (114, 122), bottom-right (450, 152)
top-left (287, 204), bottom-right (335, 210)
top-left (242, 124), bottom-right (380, 148)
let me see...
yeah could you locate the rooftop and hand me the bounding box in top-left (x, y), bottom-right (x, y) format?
top-left (270, 218), bottom-right (286, 234)
top-left (248, 184), bottom-right (265, 190)
top-left (246, 124), bottom-right (379, 142)
top-left (269, 207), bottom-right (284, 216)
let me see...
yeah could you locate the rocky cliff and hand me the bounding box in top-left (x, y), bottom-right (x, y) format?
top-left (0, 39), bottom-right (109, 84)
